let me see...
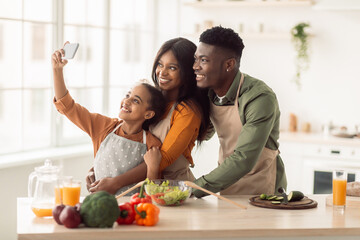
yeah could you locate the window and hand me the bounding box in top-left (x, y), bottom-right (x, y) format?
top-left (31, 24), bottom-right (46, 60)
top-left (0, 24), bottom-right (3, 59)
top-left (0, 0), bottom-right (156, 155)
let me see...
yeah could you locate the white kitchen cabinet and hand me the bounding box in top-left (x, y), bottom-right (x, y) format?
top-left (279, 132), bottom-right (360, 194)
top-left (279, 141), bottom-right (306, 193)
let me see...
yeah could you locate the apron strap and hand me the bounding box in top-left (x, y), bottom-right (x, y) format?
top-left (113, 122), bottom-right (146, 145)
top-left (112, 122), bottom-right (122, 133)
top-left (142, 130), bottom-right (146, 144)
top-left (235, 73), bottom-right (244, 109)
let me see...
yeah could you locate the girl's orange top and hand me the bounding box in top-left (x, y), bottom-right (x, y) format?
top-left (54, 92), bottom-right (161, 157)
top-left (158, 101), bottom-right (201, 172)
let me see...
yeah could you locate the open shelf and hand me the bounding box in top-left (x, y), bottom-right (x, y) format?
top-left (183, 0), bottom-right (314, 8)
top-left (183, 32), bottom-right (292, 40)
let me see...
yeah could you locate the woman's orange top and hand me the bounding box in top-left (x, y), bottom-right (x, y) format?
top-left (159, 101), bottom-right (201, 172)
top-left (54, 91), bottom-right (161, 157)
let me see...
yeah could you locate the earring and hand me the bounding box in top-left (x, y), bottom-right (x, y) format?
top-left (226, 69), bottom-right (229, 72)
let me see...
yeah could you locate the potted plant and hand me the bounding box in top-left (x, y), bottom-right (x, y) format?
top-left (291, 22), bottom-right (310, 89)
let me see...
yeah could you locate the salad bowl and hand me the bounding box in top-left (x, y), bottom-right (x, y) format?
top-left (144, 180), bottom-right (192, 206)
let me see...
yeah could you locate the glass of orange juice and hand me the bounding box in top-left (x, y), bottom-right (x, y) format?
top-left (333, 170), bottom-right (347, 210)
top-left (54, 185), bottom-right (63, 205)
top-left (54, 176), bottom-right (73, 205)
top-left (62, 178), bottom-right (81, 206)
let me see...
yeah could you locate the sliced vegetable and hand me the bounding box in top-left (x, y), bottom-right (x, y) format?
top-left (259, 189), bottom-right (304, 205)
top-left (152, 193), bottom-right (166, 205)
top-left (287, 191), bottom-right (304, 202)
top-left (267, 195), bottom-right (277, 200)
top-left (260, 194), bottom-right (267, 200)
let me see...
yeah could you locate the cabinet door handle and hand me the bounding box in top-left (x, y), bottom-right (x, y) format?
top-left (331, 150), bottom-right (341, 154)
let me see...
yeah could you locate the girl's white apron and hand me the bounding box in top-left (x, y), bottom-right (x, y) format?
top-left (94, 123), bottom-right (147, 195)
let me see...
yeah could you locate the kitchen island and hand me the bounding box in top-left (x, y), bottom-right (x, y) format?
top-left (17, 195), bottom-right (360, 240)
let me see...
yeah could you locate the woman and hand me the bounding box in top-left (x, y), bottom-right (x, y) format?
top-left (145, 37), bottom-right (210, 181)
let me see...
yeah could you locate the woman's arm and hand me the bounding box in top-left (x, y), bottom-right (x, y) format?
top-left (159, 104), bottom-right (201, 172)
top-left (144, 147), bottom-right (162, 180)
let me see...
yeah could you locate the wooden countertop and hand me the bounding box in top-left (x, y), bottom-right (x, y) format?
top-left (17, 195), bottom-right (360, 240)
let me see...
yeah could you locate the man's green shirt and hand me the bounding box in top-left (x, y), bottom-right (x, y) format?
top-left (193, 71), bottom-right (287, 197)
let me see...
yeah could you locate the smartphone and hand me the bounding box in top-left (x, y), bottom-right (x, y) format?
top-left (62, 43), bottom-right (79, 59)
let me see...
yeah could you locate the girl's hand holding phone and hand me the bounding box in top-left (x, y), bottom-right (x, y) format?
top-left (51, 42), bottom-right (70, 69)
top-left (52, 41), bottom-right (79, 69)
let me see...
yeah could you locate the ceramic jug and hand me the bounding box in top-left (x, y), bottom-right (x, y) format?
top-left (28, 159), bottom-right (61, 217)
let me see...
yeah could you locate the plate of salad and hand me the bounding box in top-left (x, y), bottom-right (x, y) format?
top-left (144, 180), bottom-right (191, 206)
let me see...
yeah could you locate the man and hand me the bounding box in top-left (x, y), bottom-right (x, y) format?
top-left (193, 26), bottom-right (287, 197)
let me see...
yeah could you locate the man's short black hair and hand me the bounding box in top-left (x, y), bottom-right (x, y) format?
top-left (199, 26), bottom-right (245, 62)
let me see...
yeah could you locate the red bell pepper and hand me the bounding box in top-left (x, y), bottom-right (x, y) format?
top-left (116, 202), bottom-right (135, 225)
top-left (130, 182), bottom-right (152, 206)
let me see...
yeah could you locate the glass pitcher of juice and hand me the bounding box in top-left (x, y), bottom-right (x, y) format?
top-left (28, 159), bottom-right (61, 217)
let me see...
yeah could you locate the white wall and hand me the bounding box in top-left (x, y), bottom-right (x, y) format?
top-left (179, 2), bottom-right (360, 133)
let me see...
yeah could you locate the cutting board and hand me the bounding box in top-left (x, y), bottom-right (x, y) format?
top-left (249, 196), bottom-right (317, 210)
top-left (326, 195), bottom-right (360, 207)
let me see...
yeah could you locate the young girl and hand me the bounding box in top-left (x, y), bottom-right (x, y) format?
top-left (144, 38), bottom-right (211, 180)
top-left (52, 43), bottom-right (166, 195)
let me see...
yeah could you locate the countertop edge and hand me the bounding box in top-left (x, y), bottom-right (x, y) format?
top-left (17, 228), bottom-right (360, 240)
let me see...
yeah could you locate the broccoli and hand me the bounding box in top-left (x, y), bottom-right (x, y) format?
top-left (80, 191), bottom-right (120, 228)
